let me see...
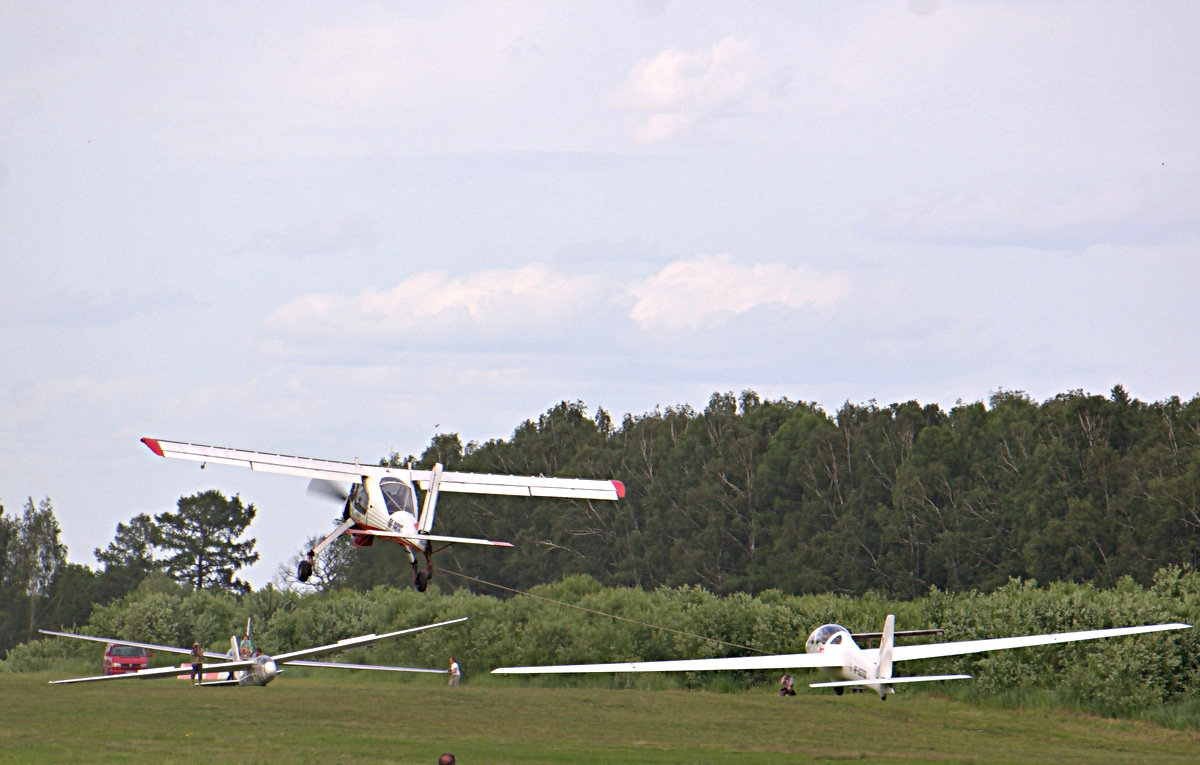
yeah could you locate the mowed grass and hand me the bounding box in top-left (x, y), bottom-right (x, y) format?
top-left (3, 672), bottom-right (1198, 764)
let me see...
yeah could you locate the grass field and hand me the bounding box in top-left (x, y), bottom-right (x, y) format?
top-left (3, 672), bottom-right (1198, 764)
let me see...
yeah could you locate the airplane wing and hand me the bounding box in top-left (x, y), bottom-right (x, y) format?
top-left (48, 657), bottom-right (262, 685)
top-left (283, 660), bottom-right (448, 674)
top-left (141, 438), bottom-right (624, 500)
top-left (889, 622), bottom-right (1192, 663)
top-left (349, 528), bottom-right (515, 547)
top-left (269, 617), bottom-right (468, 663)
top-left (493, 652), bottom-right (843, 675)
top-left (39, 629), bottom-right (228, 659)
top-left (431, 471), bottom-right (624, 501)
top-left (43, 618), bottom-right (467, 684)
top-left (493, 622), bottom-right (1193, 676)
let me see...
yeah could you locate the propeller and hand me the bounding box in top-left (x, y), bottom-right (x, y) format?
top-left (307, 479), bottom-right (350, 503)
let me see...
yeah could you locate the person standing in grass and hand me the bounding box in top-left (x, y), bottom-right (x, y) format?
top-left (190, 642), bottom-right (205, 686)
top-left (448, 657), bottom-right (461, 687)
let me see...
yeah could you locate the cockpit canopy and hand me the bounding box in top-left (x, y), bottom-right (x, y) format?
top-left (380, 477), bottom-right (418, 516)
top-left (805, 624), bottom-right (850, 652)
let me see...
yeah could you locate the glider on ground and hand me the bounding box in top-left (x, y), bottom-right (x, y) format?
top-left (40, 616), bottom-right (466, 686)
top-left (493, 615), bottom-right (1191, 700)
top-left (141, 437), bottom-right (624, 589)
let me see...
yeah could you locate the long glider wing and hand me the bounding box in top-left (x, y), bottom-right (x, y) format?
top-left (271, 617), bottom-right (468, 663)
top-left (890, 622), bottom-right (1192, 663)
top-left (141, 438), bottom-right (624, 501)
top-left (43, 618), bottom-right (467, 684)
top-left (47, 657), bottom-right (262, 685)
top-left (39, 629), bottom-right (227, 659)
top-left (493, 622), bottom-right (1192, 676)
top-left (494, 652), bottom-right (843, 675)
top-left (283, 660), bottom-right (448, 674)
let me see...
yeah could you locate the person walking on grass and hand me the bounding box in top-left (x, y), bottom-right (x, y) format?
top-left (190, 642), bottom-right (205, 686)
top-left (448, 657), bottom-right (461, 687)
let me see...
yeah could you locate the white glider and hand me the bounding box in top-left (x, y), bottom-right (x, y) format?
top-left (41, 616), bottom-right (466, 686)
top-left (493, 615), bottom-right (1191, 699)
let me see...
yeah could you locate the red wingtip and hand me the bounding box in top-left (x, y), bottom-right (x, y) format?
top-left (141, 437), bottom-right (165, 457)
top-left (612, 480), bottom-right (626, 499)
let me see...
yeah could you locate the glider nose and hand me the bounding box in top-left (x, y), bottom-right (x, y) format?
top-left (252, 656), bottom-right (278, 685)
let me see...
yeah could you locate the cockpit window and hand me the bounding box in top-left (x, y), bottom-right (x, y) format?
top-left (805, 624), bottom-right (848, 648)
top-left (828, 634), bottom-right (843, 645)
top-left (380, 478), bottom-right (417, 515)
top-left (352, 484), bottom-right (369, 515)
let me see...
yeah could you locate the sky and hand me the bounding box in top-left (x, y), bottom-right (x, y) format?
top-left (2, 1), bottom-right (1198, 590)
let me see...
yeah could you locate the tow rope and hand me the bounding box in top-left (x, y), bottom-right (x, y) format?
top-left (438, 566), bottom-right (771, 655)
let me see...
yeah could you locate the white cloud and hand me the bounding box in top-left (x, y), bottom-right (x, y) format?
top-left (628, 254), bottom-right (850, 329)
top-left (265, 264), bottom-right (604, 342)
top-left (618, 36), bottom-right (773, 142)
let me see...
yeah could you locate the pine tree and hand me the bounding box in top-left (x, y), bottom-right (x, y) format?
top-left (155, 490), bottom-right (259, 594)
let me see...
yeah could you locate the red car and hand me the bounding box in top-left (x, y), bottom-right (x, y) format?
top-left (103, 643), bottom-right (152, 675)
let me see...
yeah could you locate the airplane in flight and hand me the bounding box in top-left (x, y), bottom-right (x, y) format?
top-left (40, 616), bottom-right (467, 686)
top-left (493, 615), bottom-right (1191, 700)
top-left (141, 437), bottom-right (624, 590)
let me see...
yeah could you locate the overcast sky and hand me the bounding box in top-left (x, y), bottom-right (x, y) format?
top-left (3, 1), bottom-right (1198, 589)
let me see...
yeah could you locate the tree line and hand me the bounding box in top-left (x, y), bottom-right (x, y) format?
top-left (338, 386), bottom-right (1200, 600)
top-left (7, 568), bottom-right (1198, 721)
top-left (0, 491), bottom-right (256, 656)
top-left (6, 386), bottom-right (1200, 658)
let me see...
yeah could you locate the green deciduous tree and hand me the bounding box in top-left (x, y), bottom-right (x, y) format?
top-left (0, 497), bottom-right (68, 651)
top-left (94, 512), bottom-right (160, 602)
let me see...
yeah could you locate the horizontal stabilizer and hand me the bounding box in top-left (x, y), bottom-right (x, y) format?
top-left (810, 674), bottom-right (972, 688)
top-left (349, 528), bottom-right (514, 548)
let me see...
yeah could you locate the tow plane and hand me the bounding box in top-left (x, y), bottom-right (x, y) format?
top-left (493, 615), bottom-right (1191, 700)
top-left (40, 616), bottom-right (466, 686)
top-left (141, 437), bottom-right (624, 589)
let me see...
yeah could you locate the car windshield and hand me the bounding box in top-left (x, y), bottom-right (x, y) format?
top-left (111, 645), bottom-right (149, 657)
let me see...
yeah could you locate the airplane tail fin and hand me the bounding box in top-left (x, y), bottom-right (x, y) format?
top-left (417, 463), bottom-right (443, 533)
top-left (878, 614), bottom-right (895, 681)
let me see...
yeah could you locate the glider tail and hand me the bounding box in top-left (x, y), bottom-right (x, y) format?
top-left (878, 613), bottom-right (895, 682)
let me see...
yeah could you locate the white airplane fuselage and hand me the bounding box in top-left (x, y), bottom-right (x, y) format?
top-left (804, 623), bottom-right (894, 698)
top-left (348, 476), bottom-right (427, 552)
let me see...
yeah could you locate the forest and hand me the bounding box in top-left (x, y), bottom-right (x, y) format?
top-left (360, 385), bottom-right (1200, 600)
top-left (3, 385), bottom-right (1200, 669)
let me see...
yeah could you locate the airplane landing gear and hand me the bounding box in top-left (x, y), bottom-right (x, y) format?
top-left (411, 551), bottom-right (434, 592)
top-left (298, 551), bottom-right (314, 583)
top-left (834, 687), bottom-right (843, 696)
